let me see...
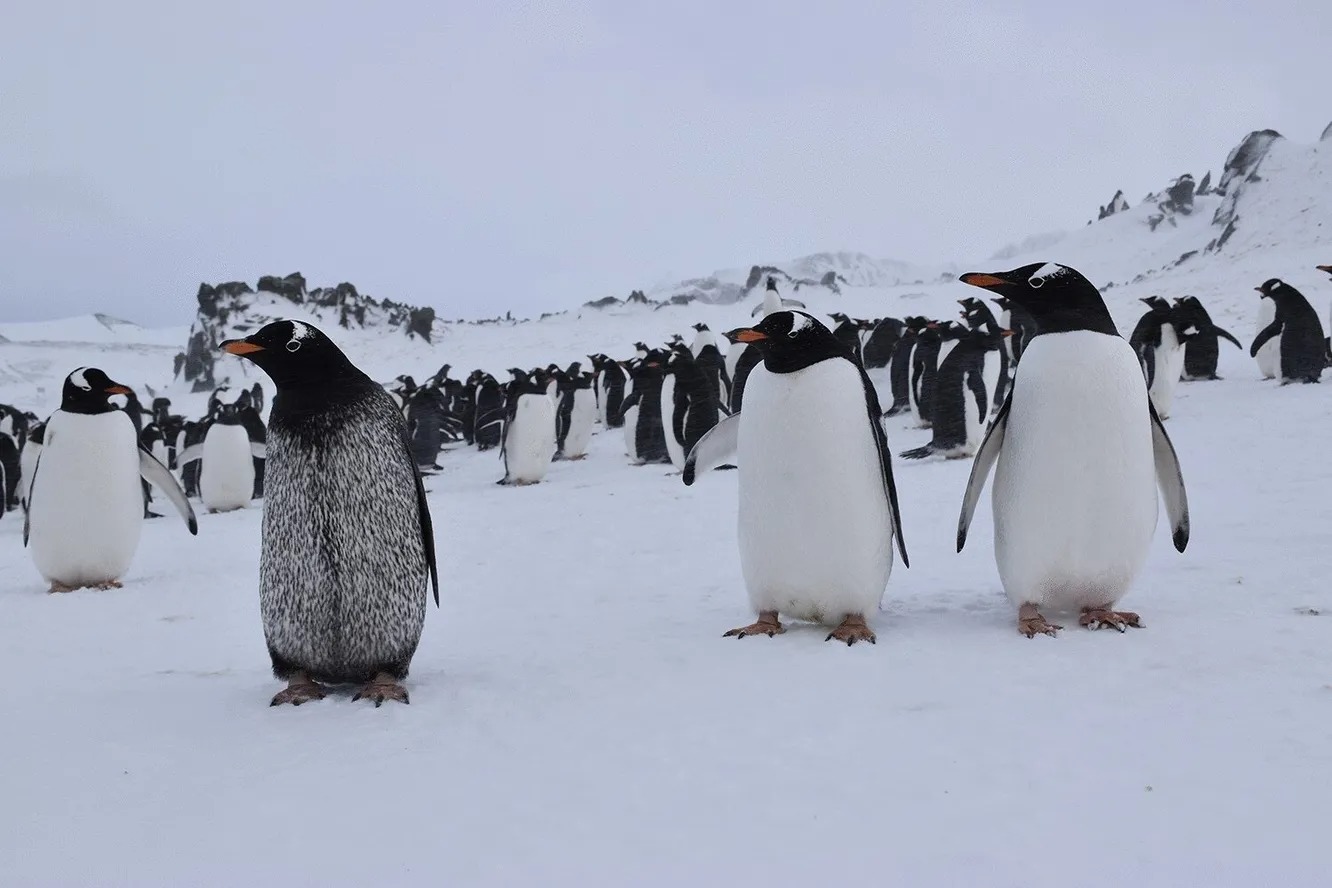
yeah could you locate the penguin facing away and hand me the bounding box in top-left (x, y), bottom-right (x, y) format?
top-left (955, 264), bottom-right (1188, 638)
top-left (25, 368), bottom-right (197, 592)
top-left (683, 311), bottom-right (909, 645)
top-left (1250, 278), bottom-right (1326, 384)
top-left (900, 327), bottom-right (1000, 461)
top-left (221, 322), bottom-right (438, 707)
top-left (1174, 296), bottom-right (1241, 381)
top-left (1128, 296), bottom-right (1187, 419)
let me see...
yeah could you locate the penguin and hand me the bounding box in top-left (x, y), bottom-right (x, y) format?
top-left (179, 400), bottom-right (267, 513)
top-left (472, 374), bottom-right (505, 451)
top-left (1174, 296), bottom-right (1242, 381)
top-left (558, 369), bottom-right (597, 460)
top-left (959, 297), bottom-right (1010, 412)
top-left (683, 311), bottom-right (909, 644)
top-left (667, 344), bottom-right (721, 458)
top-left (499, 369), bottom-right (556, 485)
top-left (748, 276), bottom-right (805, 318)
top-left (1320, 265), bottom-right (1332, 363)
top-left (884, 317), bottom-right (926, 416)
top-left (24, 368), bottom-right (197, 592)
top-left (0, 429), bottom-right (17, 517)
top-left (828, 313), bottom-right (864, 363)
top-left (1252, 294), bottom-right (1280, 380)
top-left (900, 327), bottom-right (999, 460)
top-left (861, 317), bottom-right (903, 408)
top-left (220, 321), bottom-right (438, 706)
top-left (659, 351), bottom-right (687, 469)
top-left (690, 323), bottom-right (732, 408)
top-left (1250, 278), bottom-right (1326, 384)
top-left (19, 420), bottom-right (44, 510)
top-left (954, 264), bottom-right (1189, 638)
top-left (589, 354), bottom-right (628, 429)
top-left (1128, 296), bottom-right (1188, 418)
top-left (616, 352), bottom-right (670, 464)
top-left (406, 381), bottom-right (448, 471)
top-left (908, 321), bottom-right (946, 428)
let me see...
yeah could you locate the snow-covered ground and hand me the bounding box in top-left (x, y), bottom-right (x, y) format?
top-left (3, 332), bottom-right (1332, 886)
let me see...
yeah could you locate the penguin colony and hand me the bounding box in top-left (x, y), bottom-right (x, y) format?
top-left (4, 264), bottom-right (1329, 702)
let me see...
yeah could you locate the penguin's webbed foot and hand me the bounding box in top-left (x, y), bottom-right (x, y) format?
top-left (1079, 607), bottom-right (1143, 633)
top-left (48, 581), bottom-right (79, 594)
top-left (723, 611), bottom-right (785, 639)
top-left (91, 580), bottom-right (123, 591)
top-left (825, 614), bottom-right (876, 646)
top-left (270, 676), bottom-right (330, 707)
top-left (1017, 603), bottom-right (1062, 638)
top-left (352, 674), bottom-right (410, 707)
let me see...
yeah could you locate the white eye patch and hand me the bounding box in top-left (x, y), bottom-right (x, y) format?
top-left (70, 368), bottom-right (91, 391)
top-left (1029, 263), bottom-right (1069, 288)
top-left (786, 312), bottom-right (815, 336)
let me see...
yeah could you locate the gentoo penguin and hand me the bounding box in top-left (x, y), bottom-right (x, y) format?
top-left (884, 317), bottom-right (926, 416)
top-left (990, 296), bottom-right (1036, 364)
top-left (0, 427), bottom-right (18, 517)
top-left (1252, 294), bottom-right (1280, 379)
top-left (221, 321), bottom-right (438, 706)
top-left (25, 368), bottom-right (197, 592)
top-left (589, 354), bottom-right (628, 429)
top-left (659, 351), bottom-right (687, 469)
top-left (179, 400), bottom-right (267, 512)
top-left (1251, 278), bottom-right (1326, 384)
top-left (908, 321), bottom-right (946, 428)
top-left (472, 374), bottom-right (505, 451)
top-left (667, 344), bottom-right (721, 457)
top-left (955, 264), bottom-right (1189, 637)
top-left (1128, 297), bottom-right (1187, 418)
top-left (732, 277), bottom-right (803, 408)
top-left (959, 297), bottom-right (1009, 412)
top-left (617, 352), bottom-right (670, 464)
top-left (499, 369), bottom-right (556, 485)
top-left (683, 311), bottom-right (909, 644)
top-left (828, 313), bottom-right (864, 363)
top-left (689, 324), bottom-right (731, 408)
top-left (555, 364), bottom-right (596, 460)
top-left (1174, 296), bottom-right (1242, 381)
top-left (406, 382), bottom-right (448, 471)
top-left (860, 317), bottom-right (903, 408)
top-left (900, 327), bottom-right (998, 460)
top-left (748, 276), bottom-right (805, 318)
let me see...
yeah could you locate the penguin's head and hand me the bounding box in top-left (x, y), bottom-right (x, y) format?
top-left (220, 320), bottom-right (357, 389)
top-left (1256, 278), bottom-right (1286, 299)
top-left (61, 367), bottom-right (132, 415)
top-left (959, 262), bottom-right (1116, 337)
top-left (724, 311), bottom-right (842, 374)
top-left (1139, 296), bottom-right (1171, 313)
top-left (765, 276), bottom-right (778, 292)
top-left (692, 322), bottom-right (709, 332)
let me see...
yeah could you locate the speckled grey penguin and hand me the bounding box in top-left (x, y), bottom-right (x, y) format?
top-left (221, 320), bottom-right (439, 707)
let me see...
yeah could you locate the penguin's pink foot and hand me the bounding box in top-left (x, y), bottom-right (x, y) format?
top-left (91, 580), bottom-right (123, 591)
top-left (724, 611), bottom-right (785, 638)
top-left (1018, 603), bottom-right (1062, 638)
top-left (352, 673), bottom-right (410, 707)
top-left (825, 614), bottom-right (876, 646)
top-left (1079, 607), bottom-right (1143, 633)
top-left (270, 674), bottom-right (330, 707)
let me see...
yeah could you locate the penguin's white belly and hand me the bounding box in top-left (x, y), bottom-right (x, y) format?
top-left (993, 333), bottom-right (1157, 610)
top-left (981, 348), bottom-right (1001, 413)
top-left (622, 405), bottom-right (639, 459)
top-left (1148, 326), bottom-right (1186, 418)
top-left (866, 365), bottom-right (893, 409)
top-left (200, 423), bottom-right (255, 511)
top-left (660, 375), bottom-right (685, 469)
top-left (737, 361), bottom-right (892, 622)
top-left (506, 394), bottom-right (555, 483)
top-left (562, 389), bottom-right (596, 458)
top-left (596, 380), bottom-right (609, 426)
top-left (1255, 300), bottom-right (1279, 379)
top-left (29, 412), bottom-right (143, 586)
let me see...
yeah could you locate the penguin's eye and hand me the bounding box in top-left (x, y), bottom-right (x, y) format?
top-left (286, 340), bottom-right (302, 353)
top-left (787, 329), bottom-right (800, 338)
top-left (79, 383), bottom-right (92, 391)
top-left (1029, 276), bottom-right (1046, 289)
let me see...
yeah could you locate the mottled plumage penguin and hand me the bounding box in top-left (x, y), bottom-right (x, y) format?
top-left (221, 321), bottom-right (438, 707)
top-left (955, 264), bottom-right (1189, 638)
top-left (25, 368), bottom-right (197, 592)
top-left (1250, 278), bottom-right (1326, 384)
top-left (684, 311), bottom-right (909, 644)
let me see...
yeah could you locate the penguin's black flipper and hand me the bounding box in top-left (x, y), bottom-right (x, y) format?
top-left (137, 445), bottom-right (197, 535)
top-left (857, 365), bottom-right (908, 568)
top-left (957, 392), bottom-right (1011, 553)
top-left (1148, 401), bottom-right (1189, 553)
top-left (1250, 321), bottom-right (1282, 357)
top-left (1215, 326), bottom-right (1243, 349)
top-left (682, 413), bottom-right (739, 486)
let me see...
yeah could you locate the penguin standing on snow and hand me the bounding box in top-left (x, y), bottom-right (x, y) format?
top-left (954, 264), bottom-right (1189, 638)
top-left (554, 363), bottom-right (596, 460)
top-left (683, 311), bottom-right (909, 645)
top-left (884, 317), bottom-right (925, 416)
top-left (1252, 295), bottom-right (1281, 379)
top-left (472, 374), bottom-right (506, 451)
top-left (589, 354), bottom-right (628, 429)
top-left (959, 297), bottom-right (1009, 412)
top-left (1318, 265), bottom-right (1332, 362)
top-left (616, 352), bottom-right (670, 464)
top-left (24, 368), bottom-right (197, 592)
top-left (1174, 296), bottom-right (1242, 380)
top-left (908, 321), bottom-right (946, 428)
top-left (1128, 297), bottom-right (1187, 418)
top-left (861, 317), bottom-right (903, 408)
top-left (900, 327), bottom-right (999, 461)
top-left (1250, 278), bottom-right (1326, 384)
top-left (499, 369), bottom-right (556, 485)
top-left (689, 324), bottom-right (731, 408)
top-left (221, 321), bottom-right (438, 706)
top-left (179, 399), bottom-right (268, 513)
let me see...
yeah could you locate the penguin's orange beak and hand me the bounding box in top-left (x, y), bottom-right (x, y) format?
top-left (1001, 329), bottom-right (1015, 337)
top-left (104, 384), bottom-right (132, 395)
top-left (726, 328), bottom-right (767, 343)
top-left (222, 340), bottom-right (264, 355)
top-left (959, 273), bottom-right (1010, 290)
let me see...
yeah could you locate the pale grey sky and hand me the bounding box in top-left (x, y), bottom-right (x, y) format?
top-left (2, 1), bottom-right (1328, 324)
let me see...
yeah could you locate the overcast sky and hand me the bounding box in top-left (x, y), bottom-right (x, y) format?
top-left (2, 1), bottom-right (1328, 324)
